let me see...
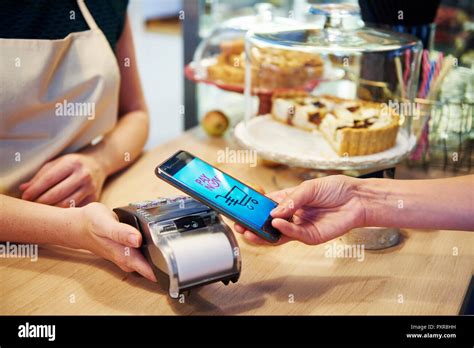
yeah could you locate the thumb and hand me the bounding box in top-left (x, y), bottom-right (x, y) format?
top-left (98, 214), bottom-right (143, 248)
top-left (271, 181), bottom-right (315, 218)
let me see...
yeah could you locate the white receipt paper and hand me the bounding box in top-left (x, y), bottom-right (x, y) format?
top-left (169, 232), bottom-right (234, 283)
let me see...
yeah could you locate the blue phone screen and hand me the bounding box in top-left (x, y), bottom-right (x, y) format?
top-left (173, 157), bottom-right (277, 229)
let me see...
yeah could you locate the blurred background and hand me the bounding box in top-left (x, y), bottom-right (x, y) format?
top-left (129, 0), bottom-right (473, 153)
top-left (128, 0), bottom-right (183, 149)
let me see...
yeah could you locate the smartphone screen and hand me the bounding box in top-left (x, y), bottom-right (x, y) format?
top-left (157, 151), bottom-right (281, 242)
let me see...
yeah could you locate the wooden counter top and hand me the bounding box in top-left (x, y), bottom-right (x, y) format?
top-left (2, 129), bottom-right (473, 315)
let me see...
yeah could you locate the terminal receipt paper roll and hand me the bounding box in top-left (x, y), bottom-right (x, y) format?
top-left (169, 232), bottom-right (234, 283)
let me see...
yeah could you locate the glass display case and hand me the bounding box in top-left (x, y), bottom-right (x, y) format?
top-left (183, 0), bottom-right (301, 128)
top-left (234, 3), bottom-right (424, 170)
top-left (187, 3), bottom-right (306, 122)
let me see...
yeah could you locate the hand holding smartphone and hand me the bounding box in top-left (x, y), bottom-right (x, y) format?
top-left (155, 150), bottom-right (281, 243)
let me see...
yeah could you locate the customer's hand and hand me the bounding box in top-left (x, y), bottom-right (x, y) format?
top-left (19, 153), bottom-right (107, 207)
top-left (73, 202), bottom-right (156, 281)
top-left (234, 175), bottom-right (365, 245)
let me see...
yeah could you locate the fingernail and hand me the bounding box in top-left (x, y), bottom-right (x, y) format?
top-left (128, 234), bottom-right (139, 247)
top-left (271, 207), bottom-right (282, 215)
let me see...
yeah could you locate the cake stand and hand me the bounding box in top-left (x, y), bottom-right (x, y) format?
top-left (185, 58), bottom-right (344, 115)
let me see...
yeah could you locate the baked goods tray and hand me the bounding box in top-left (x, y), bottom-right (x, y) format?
top-left (185, 58), bottom-right (345, 94)
top-left (234, 115), bottom-right (417, 171)
top-left (185, 60), bottom-right (244, 94)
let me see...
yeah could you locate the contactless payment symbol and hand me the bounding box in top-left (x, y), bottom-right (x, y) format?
top-left (215, 186), bottom-right (258, 210)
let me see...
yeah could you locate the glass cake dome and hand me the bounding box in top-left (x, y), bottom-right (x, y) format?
top-left (186, 3), bottom-right (312, 128)
top-left (234, 3), bottom-right (424, 170)
top-left (188, 3), bottom-right (305, 91)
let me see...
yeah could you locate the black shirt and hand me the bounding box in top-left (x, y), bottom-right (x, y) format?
top-left (0, 0), bottom-right (129, 50)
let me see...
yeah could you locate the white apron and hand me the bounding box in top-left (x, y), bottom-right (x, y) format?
top-left (0, 0), bottom-right (120, 196)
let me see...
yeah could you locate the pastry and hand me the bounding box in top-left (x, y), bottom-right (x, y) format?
top-left (250, 46), bottom-right (324, 90)
top-left (271, 91), bottom-right (399, 156)
top-left (208, 62), bottom-right (245, 85)
top-left (271, 89), bottom-right (327, 131)
top-left (207, 38), bottom-right (324, 89)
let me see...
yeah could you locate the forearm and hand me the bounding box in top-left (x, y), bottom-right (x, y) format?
top-left (0, 195), bottom-right (82, 248)
top-left (81, 110), bottom-right (149, 176)
top-left (355, 175), bottom-right (474, 230)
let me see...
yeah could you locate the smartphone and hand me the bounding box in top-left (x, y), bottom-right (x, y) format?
top-left (155, 150), bottom-right (281, 243)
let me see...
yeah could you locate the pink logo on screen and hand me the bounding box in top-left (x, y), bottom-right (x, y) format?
top-left (195, 173), bottom-right (221, 190)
